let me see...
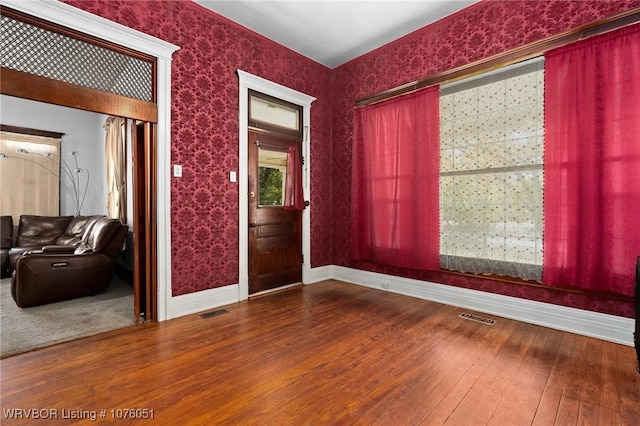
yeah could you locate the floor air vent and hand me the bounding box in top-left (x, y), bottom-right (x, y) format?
top-left (200, 309), bottom-right (229, 319)
top-left (459, 312), bottom-right (496, 325)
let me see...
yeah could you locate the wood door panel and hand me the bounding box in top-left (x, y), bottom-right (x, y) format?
top-left (253, 247), bottom-right (300, 275)
top-left (256, 237), bottom-right (297, 252)
top-left (258, 222), bottom-right (295, 238)
top-left (255, 238), bottom-right (300, 256)
top-left (250, 247), bottom-right (301, 294)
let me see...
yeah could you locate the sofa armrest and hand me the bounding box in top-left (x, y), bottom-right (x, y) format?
top-left (15, 252), bottom-right (113, 271)
top-left (41, 245), bottom-right (76, 254)
top-left (18, 245), bottom-right (76, 257)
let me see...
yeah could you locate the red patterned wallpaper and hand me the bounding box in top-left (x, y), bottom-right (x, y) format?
top-left (63, 0), bottom-right (639, 317)
top-left (331, 0), bottom-right (640, 317)
top-left (63, 0), bottom-right (333, 296)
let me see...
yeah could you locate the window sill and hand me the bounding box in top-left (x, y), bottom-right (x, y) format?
top-left (438, 268), bottom-right (634, 303)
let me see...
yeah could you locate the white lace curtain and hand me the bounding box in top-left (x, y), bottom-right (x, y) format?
top-left (439, 59), bottom-right (545, 281)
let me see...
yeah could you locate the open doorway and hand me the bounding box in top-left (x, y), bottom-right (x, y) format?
top-left (0, 5), bottom-right (172, 324)
top-left (0, 97), bottom-right (141, 357)
top-left (1, 0), bottom-right (178, 322)
top-left (0, 96), bottom-right (155, 324)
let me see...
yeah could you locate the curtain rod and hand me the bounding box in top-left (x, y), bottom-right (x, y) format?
top-left (356, 7), bottom-right (640, 107)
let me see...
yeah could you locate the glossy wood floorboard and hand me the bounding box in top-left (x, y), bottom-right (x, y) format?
top-left (1, 280), bottom-right (638, 425)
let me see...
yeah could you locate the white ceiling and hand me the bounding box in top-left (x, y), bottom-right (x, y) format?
top-left (194, 0), bottom-right (478, 68)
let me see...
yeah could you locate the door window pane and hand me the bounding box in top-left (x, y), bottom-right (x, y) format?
top-left (258, 148), bottom-right (287, 206)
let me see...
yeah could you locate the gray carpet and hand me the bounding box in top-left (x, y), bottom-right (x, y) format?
top-left (0, 276), bottom-right (135, 358)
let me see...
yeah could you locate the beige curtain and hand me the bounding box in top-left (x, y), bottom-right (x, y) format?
top-left (104, 116), bottom-right (126, 223)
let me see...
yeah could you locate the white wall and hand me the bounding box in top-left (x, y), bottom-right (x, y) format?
top-left (1, 95), bottom-right (106, 216)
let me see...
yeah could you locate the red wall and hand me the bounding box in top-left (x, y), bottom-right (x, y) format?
top-left (331, 0), bottom-right (640, 317)
top-left (64, 0), bottom-right (639, 316)
top-left (63, 0), bottom-right (334, 296)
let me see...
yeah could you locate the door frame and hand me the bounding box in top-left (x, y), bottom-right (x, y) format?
top-left (237, 70), bottom-right (315, 301)
top-left (3, 0), bottom-right (179, 321)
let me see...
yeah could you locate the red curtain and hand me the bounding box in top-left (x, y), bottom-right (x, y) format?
top-left (283, 145), bottom-right (305, 211)
top-left (544, 25), bottom-right (640, 296)
top-left (351, 87), bottom-right (440, 270)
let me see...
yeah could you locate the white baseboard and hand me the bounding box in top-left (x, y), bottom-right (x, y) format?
top-left (167, 263), bottom-right (333, 319)
top-left (331, 266), bottom-right (635, 346)
top-left (169, 284), bottom-right (240, 319)
top-left (166, 266), bottom-right (333, 319)
top-left (165, 265), bottom-right (634, 346)
top-left (305, 265), bottom-right (333, 284)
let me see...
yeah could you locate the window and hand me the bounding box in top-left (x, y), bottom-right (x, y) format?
top-left (258, 148), bottom-right (287, 206)
top-left (439, 59), bottom-right (544, 281)
top-left (249, 91), bottom-right (301, 135)
top-left (0, 128), bottom-right (62, 224)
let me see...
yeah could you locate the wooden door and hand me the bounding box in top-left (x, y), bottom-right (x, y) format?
top-left (131, 121), bottom-right (156, 322)
top-left (248, 131), bottom-right (302, 295)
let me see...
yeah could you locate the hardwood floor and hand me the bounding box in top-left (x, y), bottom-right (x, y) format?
top-left (1, 280), bottom-right (638, 425)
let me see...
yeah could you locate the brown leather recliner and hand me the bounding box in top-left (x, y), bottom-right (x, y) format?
top-left (11, 217), bottom-right (128, 308)
top-left (8, 215), bottom-right (99, 274)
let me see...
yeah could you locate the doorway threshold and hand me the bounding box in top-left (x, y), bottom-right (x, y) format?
top-left (249, 283), bottom-right (302, 299)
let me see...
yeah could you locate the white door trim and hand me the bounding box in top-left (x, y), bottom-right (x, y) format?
top-left (2, 0), bottom-right (180, 321)
top-left (237, 70), bottom-right (316, 300)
